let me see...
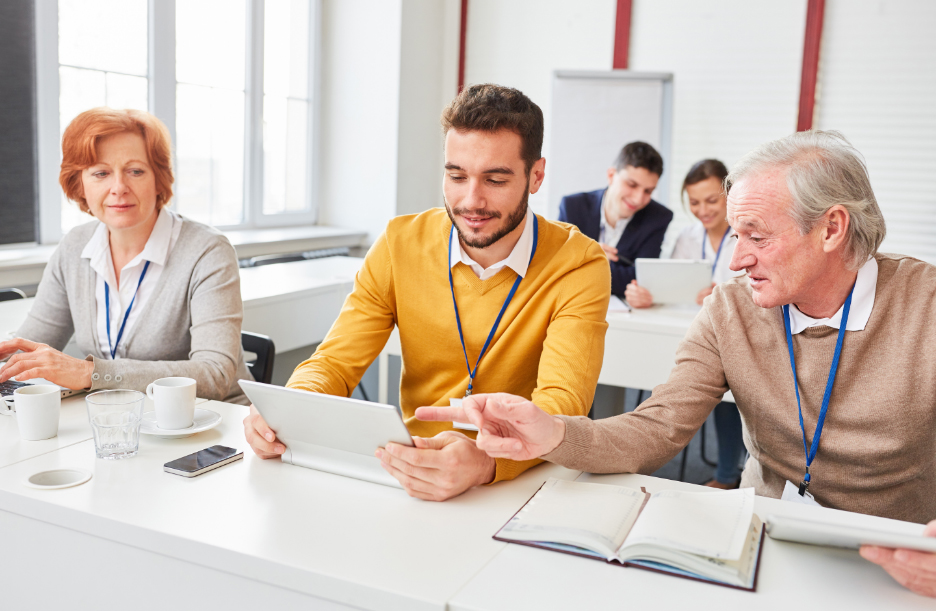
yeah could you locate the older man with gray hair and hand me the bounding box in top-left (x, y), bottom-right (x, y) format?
top-left (418, 130), bottom-right (936, 597)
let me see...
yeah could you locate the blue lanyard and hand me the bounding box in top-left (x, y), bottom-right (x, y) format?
top-left (782, 285), bottom-right (854, 496)
top-left (105, 260), bottom-right (151, 359)
top-left (702, 226), bottom-right (732, 277)
top-left (448, 216), bottom-right (538, 397)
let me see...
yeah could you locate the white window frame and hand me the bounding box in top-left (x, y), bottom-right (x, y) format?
top-left (34, 0), bottom-right (321, 244)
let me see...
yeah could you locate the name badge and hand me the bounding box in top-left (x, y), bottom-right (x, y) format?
top-left (781, 480), bottom-right (822, 507)
top-left (449, 398), bottom-right (479, 432)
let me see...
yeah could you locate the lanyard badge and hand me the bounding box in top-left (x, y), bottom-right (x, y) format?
top-left (105, 260), bottom-right (151, 359)
top-left (781, 286), bottom-right (854, 496)
top-left (702, 226), bottom-right (732, 277)
top-left (448, 216), bottom-right (538, 397)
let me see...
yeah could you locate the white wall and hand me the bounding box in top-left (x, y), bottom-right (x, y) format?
top-left (460, 0), bottom-right (808, 232)
top-left (464, 0), bottom-right (617, 215)
top-left (316, 0), bottom-right (460, 242)
top-left (316, 0), bottom-right (936, 261)
top-left (816, 0), bottom-right (936, 263)
top-left (316, 0), bottom-right (403, 243)
top-left (630, 0), bottom-right (806, 238)
top-left (395, 0), bottom-right (460, 218)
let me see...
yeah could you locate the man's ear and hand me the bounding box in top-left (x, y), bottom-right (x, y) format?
top-left (607, 167), bottom-right (617, 186)
top-left (528, 158), bottom-right (547, 195)
top-left (821, 204), bottom-right (851, 254)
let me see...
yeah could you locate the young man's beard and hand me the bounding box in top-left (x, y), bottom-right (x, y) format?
top-left (445, 181), bottom-right (529, 250)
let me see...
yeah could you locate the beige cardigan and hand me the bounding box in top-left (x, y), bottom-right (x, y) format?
top-left (545, 253), bottom-right (936, 524)
top-left (16, 216), bottom-right (251, 404)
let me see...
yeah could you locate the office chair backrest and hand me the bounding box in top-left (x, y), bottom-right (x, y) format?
top-left (241, 331), bottom-right (276, 385)
top-left (0, 288), bottom-right (27, 302)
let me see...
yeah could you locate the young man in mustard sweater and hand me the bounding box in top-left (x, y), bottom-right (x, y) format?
top-left (243, 84), bottom-right (611, 501)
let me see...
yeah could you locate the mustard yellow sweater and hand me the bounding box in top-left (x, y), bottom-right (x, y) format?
top-left (287, 208), bottom-right (610, 482)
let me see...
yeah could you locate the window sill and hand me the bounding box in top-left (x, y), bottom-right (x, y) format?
top-left (0, 225), bottom-right (369, 290)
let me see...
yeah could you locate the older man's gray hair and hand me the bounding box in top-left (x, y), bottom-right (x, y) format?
top-left (727, 130), bottom-right (886, 270)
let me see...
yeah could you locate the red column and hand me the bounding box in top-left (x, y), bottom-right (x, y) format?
top-left (613, 0), bottom-right (633, 70)
top-left (797, 0), bottom-right (826, 131)
top-left (457, 0), bottom-right (469, 92)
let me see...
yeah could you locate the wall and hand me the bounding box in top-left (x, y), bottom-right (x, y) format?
top-left (394, 0), bottom-right (461, 217)
top-left (316, 0), bottom-right (460, 241)
top-left (316, 0), bottom-right (936, 261)
top-left (816, 0), bottom-right (936, 263)
top-left (629, 0), bottom-right (806, 235)
top-left (315, 0), bottom-right (403, 243)
top-left (464, 0), bottom-right (617, 215)
top-left (459, 0), bottom-right (808, 235)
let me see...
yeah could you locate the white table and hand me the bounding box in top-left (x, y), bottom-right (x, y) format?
top-left (1, 402), bottom-right (928, 610)
top-left (0, 256), bottom-right (366, 355)
top-left (239, 257), bottom-right (364, 352)
top-left (449, 472), bottom-right (932, 610)
top-left (0, 399), bottom-right (580, 610)
top-left (377, 305), bottom-right (735, 404)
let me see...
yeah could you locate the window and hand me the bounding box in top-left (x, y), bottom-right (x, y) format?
top-left (41, 0), bottom-right (319, 241)
top-left (58, 0), bottom-right (149, 233)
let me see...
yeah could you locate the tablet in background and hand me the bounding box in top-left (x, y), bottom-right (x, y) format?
top-left (636, 259), bottom-right (712, 305)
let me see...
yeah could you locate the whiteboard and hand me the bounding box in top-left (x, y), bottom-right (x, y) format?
top-left (547, 70), bottom-right (673, 220)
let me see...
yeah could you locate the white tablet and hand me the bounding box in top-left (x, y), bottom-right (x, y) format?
top-left (239, 380), bottom-right (414, 488)
top-left (635, 259), bottom-right (712, 305)
top-left (766, 514), bottom-right (936, 553)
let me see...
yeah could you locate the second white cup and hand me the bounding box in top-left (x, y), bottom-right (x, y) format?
top-left (14, 384), bottom-right (61, 441)
top-left (146, 377), bottom-right (196, 430)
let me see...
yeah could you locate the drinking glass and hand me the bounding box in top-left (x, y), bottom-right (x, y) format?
top-left (85, 390), bottom-right (144, 459)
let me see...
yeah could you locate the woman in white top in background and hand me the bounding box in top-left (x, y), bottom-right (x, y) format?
top-left (625, 159), bottom-right (745, 488)
top-left (625, 159), bottom-right (742, 307)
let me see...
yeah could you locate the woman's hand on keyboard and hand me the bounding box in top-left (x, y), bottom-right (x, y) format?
top-left (0, 338), bottom-right (94, 390)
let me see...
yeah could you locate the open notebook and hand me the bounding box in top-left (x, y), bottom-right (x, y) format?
top-left (495, 479), bottom-right (765, 591)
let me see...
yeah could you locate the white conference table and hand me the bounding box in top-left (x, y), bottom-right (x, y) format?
top-left (0, 400), bottom-right (930, 609)
top-left (0, 399), bottom-right (580, 611)
top-left (0, 256), bottom-right (366, 355)
top-left (377, 304), bottom-right (735, 404)
top-left (450, 471), bottom-right (933, 610)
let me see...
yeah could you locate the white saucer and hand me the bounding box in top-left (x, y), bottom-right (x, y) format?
top-left (141, 408), bottom-right (222, 439)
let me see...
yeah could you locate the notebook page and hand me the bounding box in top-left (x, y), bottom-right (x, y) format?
top-left (621, 487), bottom-right (755, 560)
top-left (499, 479), bottom-right (645, 559)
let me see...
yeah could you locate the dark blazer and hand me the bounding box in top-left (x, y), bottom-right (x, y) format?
top-left (559, 188), bottom-right (673, 297)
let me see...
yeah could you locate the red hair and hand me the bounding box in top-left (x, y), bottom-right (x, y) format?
top-left (59, 108), bottom-right (174, 214)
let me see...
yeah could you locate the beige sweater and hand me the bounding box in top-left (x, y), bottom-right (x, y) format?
top-left (545, 253), bottom-right (936, 524)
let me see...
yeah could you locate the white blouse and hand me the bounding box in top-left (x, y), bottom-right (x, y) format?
top-left (80, 208), bottom-right (182, 359)
top-left (670, 222), bottom-right (744, 285)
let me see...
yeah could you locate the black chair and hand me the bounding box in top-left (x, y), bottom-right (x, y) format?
top-left (241, 331), bottom-right (275, 385)
top-left (0, 288), bottom-right (27, 302)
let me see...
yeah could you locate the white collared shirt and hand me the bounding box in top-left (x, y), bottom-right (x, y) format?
top-left (598, 189), bottom-right (631, 248)
top-left (670, 222), bottom-right (745, 284)
top-left (787, 257), bottom-right (878, 334)
top-left (450, 209), bottom-right (534, 281)
top-left (81, 208), bottom-right (183, 358)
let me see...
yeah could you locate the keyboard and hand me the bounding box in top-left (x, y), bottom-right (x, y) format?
top-left (0, 380), bottom-right (30, 397)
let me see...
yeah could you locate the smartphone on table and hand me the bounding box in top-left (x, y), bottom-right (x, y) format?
top-left (164, 445), bottom-right (243, 477)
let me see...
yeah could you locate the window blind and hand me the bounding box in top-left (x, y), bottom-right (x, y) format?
top-left (816, 0), bottom-right (936, 263)
top-left (0, 1), bottom-right (39, 246)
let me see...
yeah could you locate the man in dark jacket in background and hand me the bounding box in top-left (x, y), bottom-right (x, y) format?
top-left (559, 141), bottom-right (673, 297)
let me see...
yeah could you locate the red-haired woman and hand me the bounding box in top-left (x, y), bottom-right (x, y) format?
top-left (0, 108), bottom-right (250, 403)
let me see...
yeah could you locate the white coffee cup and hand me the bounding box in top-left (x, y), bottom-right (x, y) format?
top-left (14, 385), bottom-right (61, 441)
top-left (146, 377), bottom-right (196, 430)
